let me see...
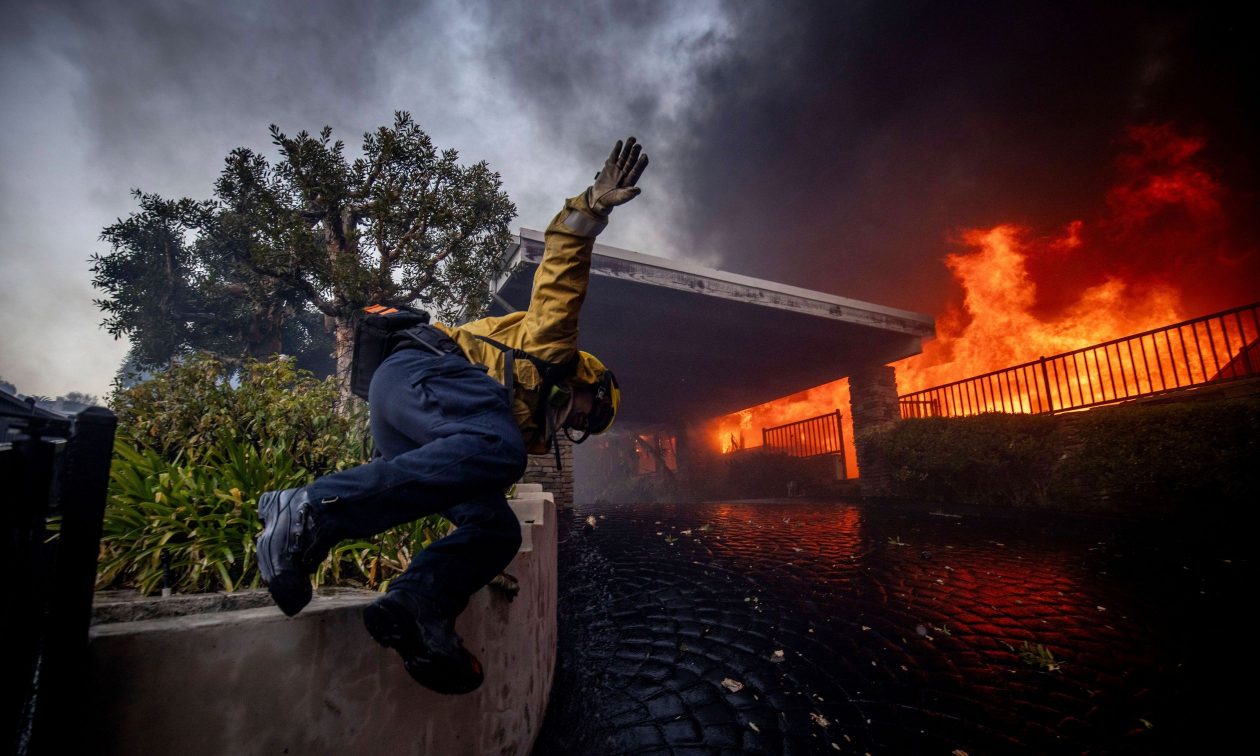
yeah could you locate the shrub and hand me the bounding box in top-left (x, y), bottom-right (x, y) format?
top-left (110, 353), bottom-right (369, 471)
top-left (862, 414), bottom-right (1059, 507)
top-left (860, 396), bottom-right (1260, 513)
top-left (1060, 396), bottom-right (1260, 514)
top-left (100, 354), bottom-right (452, 595)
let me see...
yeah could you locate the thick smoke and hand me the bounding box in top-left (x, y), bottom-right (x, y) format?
top-left (2, 0), bottom-right (1256, 398)
top-left (10, 0), bottom-right (409, 193)
top-left (664, 0), bottom-right (1259, 316)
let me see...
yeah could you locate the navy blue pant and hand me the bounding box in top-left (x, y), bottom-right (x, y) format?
top-left (306, 348), bottom-right (527, 617)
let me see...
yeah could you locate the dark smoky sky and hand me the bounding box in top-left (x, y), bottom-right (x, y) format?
top-left (1, 0), bottom-right (1255, 397)
top-left (650, 0), bottom-right (1260, 313)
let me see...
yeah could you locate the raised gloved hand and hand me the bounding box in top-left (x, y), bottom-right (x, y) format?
top-left (586, 137), bottom-right (649, 216)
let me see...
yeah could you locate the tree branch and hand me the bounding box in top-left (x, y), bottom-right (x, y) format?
top-left (246, 261), bottom-right (335, 315)
top-left (351, 151), bottom-right (386, 201)
top-left (396, 173), bottom-right (445, 250)
top-left (430, 222), bottom-right (470, 270)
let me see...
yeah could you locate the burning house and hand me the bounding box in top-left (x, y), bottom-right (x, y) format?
top-left (487, 125), bottom-right (1258, 505)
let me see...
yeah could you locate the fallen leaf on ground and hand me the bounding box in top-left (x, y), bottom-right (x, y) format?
top-left (749, 722), bottom-right (760, 732)
top-left (811, 712), bottom-right (830, 727)
top-left (721, 678), bottom-right (744, 693)
top-left (585, 516), bottom-right (597, 528)
top-left (770, 650), bottom-right (785, 663)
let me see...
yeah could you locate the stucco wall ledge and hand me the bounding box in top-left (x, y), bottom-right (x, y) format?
top-left (88, 496), bottom-right (557, 756)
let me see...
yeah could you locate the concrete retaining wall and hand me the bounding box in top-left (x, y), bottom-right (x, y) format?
top-left (88, 492), bottom-right (556, 755)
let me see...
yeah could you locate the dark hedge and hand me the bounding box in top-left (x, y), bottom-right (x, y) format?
top-left (859, 396), bottom-right (1260, 514)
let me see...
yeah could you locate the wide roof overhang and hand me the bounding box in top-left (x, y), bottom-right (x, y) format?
top-left (487, 229), bottom-right (936, 424)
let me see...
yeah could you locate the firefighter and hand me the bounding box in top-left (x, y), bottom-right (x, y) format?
top-left (255, 137), bottom-right (648, 694)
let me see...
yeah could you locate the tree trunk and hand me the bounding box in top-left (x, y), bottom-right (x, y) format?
top-left (334, 318), bottom-right (356, 410)
top-left (327, 208), bottom-right (360, 411)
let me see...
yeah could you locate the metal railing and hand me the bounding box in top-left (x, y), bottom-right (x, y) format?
top-left (899, 300), bottom-right (1260, 418)
top-left (763, 409), bottom-right (846, 459)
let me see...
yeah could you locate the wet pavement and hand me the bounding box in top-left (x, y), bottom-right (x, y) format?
top-left (532, 499), bottom-right (1251, 755)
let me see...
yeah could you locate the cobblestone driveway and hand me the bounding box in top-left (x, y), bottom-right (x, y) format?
top-left (532, 500), bottom-right (1249, 755)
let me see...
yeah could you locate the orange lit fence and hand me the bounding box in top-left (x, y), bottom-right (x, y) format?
top-left (899, 300), bottom-right (1260, 418)
top-left (764, 410), bottom-right (846, 459)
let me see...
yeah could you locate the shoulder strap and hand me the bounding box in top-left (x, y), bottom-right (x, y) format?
top-left (473, 335), bottom-right (578, 394)
top-left (474, 335), bottom-right (578, 470)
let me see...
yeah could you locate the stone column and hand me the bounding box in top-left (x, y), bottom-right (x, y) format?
top-left (522, 434), bottom-right (574, 508)
top-left (848, 364), bottom-right (901, 494)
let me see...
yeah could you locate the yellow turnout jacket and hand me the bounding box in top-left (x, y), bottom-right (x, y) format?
top-left (433, 194), bottom-right (604, 453)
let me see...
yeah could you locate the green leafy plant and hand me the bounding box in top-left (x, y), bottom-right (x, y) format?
top-left (98, 437), bottom-right (306, 593)
top-left (100, 354), bottom-right (452, 595)
top-left (110, 353), bottom-right (370, 470)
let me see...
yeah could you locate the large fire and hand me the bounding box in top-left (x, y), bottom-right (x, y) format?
top-left (715, 378), bottom-right (861, 478)
top-left (891, 223), bottom-right (1184, 396)
top-left (891, 123), bottom-right (1247, 395)
top-left (710, 124), bottom-right (1256, 466)
top-left (710, 379), bottom-right (857, 478)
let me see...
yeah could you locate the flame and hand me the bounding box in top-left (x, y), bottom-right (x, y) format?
top-left (709, 378), bottom-right (858, 479)
top-left (892, 224), bottom-right (1184, 395)
top-left (894, 123), bottom-right (1254, 397)
top-left (704, 124), bottom-right (1256, 469)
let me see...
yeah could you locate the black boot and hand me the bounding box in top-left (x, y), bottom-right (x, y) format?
top-left (362, 590), bottom-right (484, 695)
top-left (255, 487), bottom-right (332, 617)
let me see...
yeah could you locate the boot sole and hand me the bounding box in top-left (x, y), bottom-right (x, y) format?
top-left (363, 599), bottom-right (484, 695)
top-left (267, 572), bottom-right (312, 617)
top-left (363, 598), bottom-right (424, 657)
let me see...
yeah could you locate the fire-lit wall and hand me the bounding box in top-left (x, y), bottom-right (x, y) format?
top-left (707, 378), bottom-right (858, 479)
